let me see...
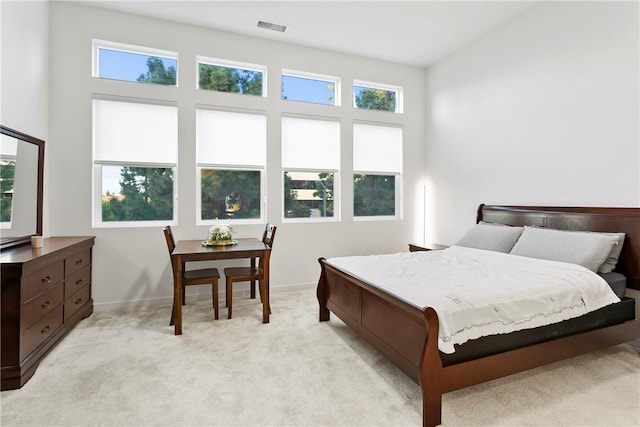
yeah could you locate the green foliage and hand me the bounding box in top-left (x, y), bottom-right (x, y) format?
top-left (201, 169), bottom-right (260, 220)
top-left (199, 64), bottom-right (262, 95)
top-left (101, 167), bottom-right (174, 222)
top-left (354, 174), bottom-right (395, 216)
top-left (137, 57), bottom-right (176, 85)
top-left (283, 172), bottom-right (310, 218)
top-left (0, 160), bottom-right (15, 222)
top-left (355, 88), bottom-right (396, 112)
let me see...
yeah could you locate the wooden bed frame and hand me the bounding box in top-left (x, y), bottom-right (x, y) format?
top-left (317, 204), bottom-right (640, 427)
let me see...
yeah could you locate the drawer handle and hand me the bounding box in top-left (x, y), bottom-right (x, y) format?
top-left (41, 325), bottom-right (51, 335)
top-left (75, 297), bottom-right (83, 306)
top-left (75, 259), bottom-right (84, 265)
top-left (41, 275), bottom-right (52, 283)
top-left (40, 300), bottom-right (51, 309)
top-left (75, 279), bottom-right (83, 286)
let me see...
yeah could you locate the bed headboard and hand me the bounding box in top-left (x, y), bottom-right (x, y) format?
top-left (477, 204), bottom-right (640, 290)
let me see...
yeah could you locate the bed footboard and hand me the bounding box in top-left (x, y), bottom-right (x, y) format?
top-left (317, 257), bottom-right (444, 427)
top-left (317, 257), bottom-right (640, 427)
top-left (420, 307), bottom-right (444, 427)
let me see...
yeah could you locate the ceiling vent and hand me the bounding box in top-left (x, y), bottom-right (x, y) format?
top-left (257, 20), bottom-right (287, 33)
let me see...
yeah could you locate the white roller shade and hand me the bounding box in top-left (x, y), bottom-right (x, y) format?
top-left (196, 109), bottom-right (266, 167)
top-left (353, 123), bottom-right (402, 173)
top-left (282, 116), bottom-right (340, 170)
top-left (93, 99), bottom-right (177, 164)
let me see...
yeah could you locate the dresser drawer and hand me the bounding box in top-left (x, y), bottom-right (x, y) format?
top-left (64, 284), bottom-right (91, 322)
top-left (22, 262), bottom-right (64, 302)
top-left (20, 306), bottom-right (63, 361)
top-left (64, 266), bottom-right (91, 299)
top-left (65, 249), bottom-right (91, 277)
top-left (21, 285), bottom-right (64, 331)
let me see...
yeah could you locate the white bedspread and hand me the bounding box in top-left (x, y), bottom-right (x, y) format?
top-left (325, 246), bottom-right (620, 354)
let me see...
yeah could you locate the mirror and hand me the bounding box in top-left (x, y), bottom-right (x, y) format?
top-left (0, 126), bottom-right (44, 250)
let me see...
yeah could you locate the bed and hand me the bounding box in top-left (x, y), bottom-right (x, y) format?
top-left (316, 204), bottom-right (640, 427)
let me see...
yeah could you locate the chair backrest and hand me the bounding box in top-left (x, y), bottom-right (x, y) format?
top-left (163, 225), bottom-right (176, 255)
top-left (262, 223), bottom-right (277, 248)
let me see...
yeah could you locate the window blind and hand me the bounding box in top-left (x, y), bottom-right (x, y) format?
top-left (281, 116), bottom-right (340, 170)
top-left (93, 99), bottom-right (177, 164)
top-left (196, 109), bottom-right (266, 167)
top-left (353, 123), bottom-right (402, 173)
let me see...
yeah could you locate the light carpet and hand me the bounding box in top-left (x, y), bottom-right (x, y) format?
top-left (1, 288), bottom-right (639, 426)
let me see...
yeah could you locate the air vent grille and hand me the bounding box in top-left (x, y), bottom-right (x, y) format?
top-left (257, 20), bottom-right (287, 33)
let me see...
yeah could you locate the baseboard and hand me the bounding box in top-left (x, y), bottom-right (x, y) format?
top-left (93, 282), bottom-right (316, 312)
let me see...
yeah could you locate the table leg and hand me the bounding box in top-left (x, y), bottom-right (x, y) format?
top-left (174, 257), bottom-right (183, 335)
top-left (262, 251), bottom-right (270, 323)
top-left (250, 258), bottom-right (256, 299)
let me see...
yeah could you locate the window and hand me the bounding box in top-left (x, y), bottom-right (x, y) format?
top-left (282, 116), bottom-right (340, 220)
top-left (0, 135), bottom-right (16, 227)
top-left (353, 80), bottom-right (402, 113)
top-left (92, 99), bottom-right (178, 227)
top-left (197, 56), bottom-right (266, 96)
top-left (281, 70), bottom-right (340, 106)
top-left (353, 123), bottom-right (402, 218)
top-left (92, 39), bottom-right (178, 86)
top-left (196, 108), bottom-right (266, 223)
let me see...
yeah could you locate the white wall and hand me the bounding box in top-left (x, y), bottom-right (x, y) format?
top-left (1, 0), bottom-right (50, 232)
top-left (424, 1), bottom-right (640, 245)
top-left (48, 2), bottom-right (427, 307)
top-left (0, 1), bottom-right (49, 137)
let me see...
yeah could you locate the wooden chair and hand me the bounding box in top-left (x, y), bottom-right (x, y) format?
top-left (163, 226), bottom-right (220, 325)
top-left (224, 223), bottom-right (276, 319)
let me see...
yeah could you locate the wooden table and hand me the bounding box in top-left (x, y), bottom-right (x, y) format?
top-left (171, 238), bottom-right (271, 335)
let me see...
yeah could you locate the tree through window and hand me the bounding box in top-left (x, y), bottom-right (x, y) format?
top-left (353, 81), bottom-right (402, 113)
top-left (197, 57), bottom-right (265, 96)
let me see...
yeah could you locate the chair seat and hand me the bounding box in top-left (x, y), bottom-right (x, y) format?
top-left (184, 267), bottom-right (220, 283)
top-left (223, 266), bottom-right (259, 280)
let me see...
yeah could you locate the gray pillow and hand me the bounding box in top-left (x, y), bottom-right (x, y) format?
top-left (455, 224), bottom-right (524, 253)
top-left (509, 226), bottom-right (620, 272)
top-left (596, 232), bottom-right (625, 274)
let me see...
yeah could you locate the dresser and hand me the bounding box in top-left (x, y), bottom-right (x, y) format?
top-left (1, 236), bottom-right (95, 390)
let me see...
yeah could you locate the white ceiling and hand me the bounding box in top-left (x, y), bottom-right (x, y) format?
top-left (80, 0), bottom-right (535, 67)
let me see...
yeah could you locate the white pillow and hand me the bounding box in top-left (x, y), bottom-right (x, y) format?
top-left (509, 226), bottom-right (620, 272)
top-left (455, 224), bottom-right (524, 253)
top-left (596, 232), bottom-right (625, 274)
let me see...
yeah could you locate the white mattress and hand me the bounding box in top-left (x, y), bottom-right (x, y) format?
top-left (325, 246), bottom-right (620, 354)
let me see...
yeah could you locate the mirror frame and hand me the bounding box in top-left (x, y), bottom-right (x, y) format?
top-left (0, 125), bottom-right (45, 250)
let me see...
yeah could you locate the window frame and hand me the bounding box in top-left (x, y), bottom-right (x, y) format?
top-left (281, 115), bottom-right (341, 223)
top-left (92, 97), bottom-right (179, 228)
top-left (92, 39), bottom-right (179, 86)
top-left (281, 69), bottom-right (341, 106)
top-left (352, 173), bottom-right (402, 221)
top-left (352, 79), bottom-right (403, 113)
top-left (195, 107), bottom-right (267, 226)
top-left (196, 56), bottom-right (267, 97)
top-left (93, 163), bottom-right (178, 228)
top-left (196, 165), bottom-right (266, 226)
top-left (352, 122), bottom-right (403, 221)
